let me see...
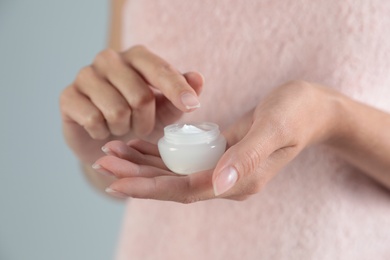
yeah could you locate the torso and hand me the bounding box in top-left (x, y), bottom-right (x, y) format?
top-left (116, 1), bottom-right (390, 259)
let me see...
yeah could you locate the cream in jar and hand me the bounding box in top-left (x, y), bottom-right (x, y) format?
top-left (158, 122), bottom-right (226, 175)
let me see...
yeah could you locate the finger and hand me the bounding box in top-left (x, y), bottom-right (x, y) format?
top-left (75, 66), bottom-right (131, 136)
top-left (183, 71), bottom-right (204, 96)
top-left (218, 146), bottom-right (300, 200)
top-left (93, 155), bottom-right (174, 178)
top-left (93, 50), bottom-right (155, 136)
top-left (151, 71), bottom-right (205, 127)
top-left (212, 120), bottom-right (279, 196)
top-left (131, 98), bottom-right (156, 137)
top-left (126, 139), bottom-right (161, 157)
top-left (123, 45), bottom-right (201, 112)
top-left (107, 170), bottom-right (215, 203)
top-left (60, 86), bottom-right (110, 139)
top-left (102, 140), bottom-right (167, 169)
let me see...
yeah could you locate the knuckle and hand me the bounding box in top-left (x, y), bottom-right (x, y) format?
top-left (83, 111), bottom-right (105, 129)
top-left (104, 105), bottom-right (130, 123)
top-left (131, 90), bottom-right (154, 108)
top-left (76, 66), bottom-right (95, 84)
top-left (59, 87), bottom-right (71, 107)
top-left (126, 45), bottom-right (148, 57)
top-left (94, 49), bottom-right (120, 65)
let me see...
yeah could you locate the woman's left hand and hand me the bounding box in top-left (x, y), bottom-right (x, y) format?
top-left (92, 81), bottom-right (342, 202)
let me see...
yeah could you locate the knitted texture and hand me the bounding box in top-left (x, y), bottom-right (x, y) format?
top-left (116, 1), bottom-right (390, 259)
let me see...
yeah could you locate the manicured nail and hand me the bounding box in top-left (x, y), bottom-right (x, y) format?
top-left (101, 146), bottom-right (112, 155)
top-left (92, 163), bottom-right (114, 177)
top-left (181, 92), bottom-right (200, 109)
top-left (105, 188), bottom-right (129, 199)
top-left (213, 166), bottom-right (238, 196)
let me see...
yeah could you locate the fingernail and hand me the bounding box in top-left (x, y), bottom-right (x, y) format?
top-left (92, 163), bottom-right (114, 177)
top-left (213, 166), bottom-right (238, 196)
top-left (105, 188), bottom-right (129, 199)
top-left (101, 146), bottom-right (113, 155)
top-left (181, 92), bottom-right (200, 109)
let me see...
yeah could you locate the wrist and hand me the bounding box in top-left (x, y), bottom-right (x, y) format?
top-left (299, 83), bottom-right (347, 147)
top-left (316, 87), bottom-right (351, 147)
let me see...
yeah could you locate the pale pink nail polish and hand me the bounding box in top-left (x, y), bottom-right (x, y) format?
top-left (92, 163), bottom-right (114, 177)
top-left (180, 92), bottom-right (200, 109)
top-left (105, 188), bottom-right (129, 199)
top-left (101, 146), bottom-right (115, 155)
top-left (213, 166), bottom-right (238, 196)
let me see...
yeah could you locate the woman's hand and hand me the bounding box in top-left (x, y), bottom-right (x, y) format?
top-left (93, 81), bottom-right (343, 202)
top-left (60, 46), bottom-right (203, 165)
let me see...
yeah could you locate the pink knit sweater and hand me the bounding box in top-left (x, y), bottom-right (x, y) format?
top-left (116, 1), bottom-right (390, 259)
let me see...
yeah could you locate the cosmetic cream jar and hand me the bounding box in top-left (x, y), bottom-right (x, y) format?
top-left (158, 122), bottom-right (226, 175)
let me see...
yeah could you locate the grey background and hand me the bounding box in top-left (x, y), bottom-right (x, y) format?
top-left (0, 1), bottom-right (125, 259)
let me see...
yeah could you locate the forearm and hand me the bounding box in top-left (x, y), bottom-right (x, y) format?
top-left (108, 0), bottom-right (126, 51)
top-left (328, 93), bottom-right (390, 188)
top-left (81, 0), bottom-right (126, 194)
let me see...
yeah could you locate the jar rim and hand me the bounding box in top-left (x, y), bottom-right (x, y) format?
top-left (163, 122), bottom-right (220, 145)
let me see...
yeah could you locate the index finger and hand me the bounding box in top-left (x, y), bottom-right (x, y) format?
top-left (122, 45), bottom-right (201, 112)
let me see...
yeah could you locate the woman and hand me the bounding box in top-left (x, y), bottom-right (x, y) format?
top-left (60, 0), bottom-right (390, 259)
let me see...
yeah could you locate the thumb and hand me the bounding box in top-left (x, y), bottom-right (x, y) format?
top-left (212, 120), bottom-right (276, 196)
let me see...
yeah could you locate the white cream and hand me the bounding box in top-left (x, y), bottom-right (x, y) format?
top-left (176, 124), bottom-right (206, 134)
top-left (158, 122), bottom-right (226, 175)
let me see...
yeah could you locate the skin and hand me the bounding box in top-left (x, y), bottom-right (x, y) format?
top-left (60, 0), bottom-right (203, 195)
top-left (60, 1), bottom-right (390, 202)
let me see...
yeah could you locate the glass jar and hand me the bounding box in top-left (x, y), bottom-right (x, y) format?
top-left (158, 122), bottom-right (226, 175)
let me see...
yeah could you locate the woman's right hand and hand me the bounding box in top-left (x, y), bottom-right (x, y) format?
top-left (60, 45), bottom-right (203, 165)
